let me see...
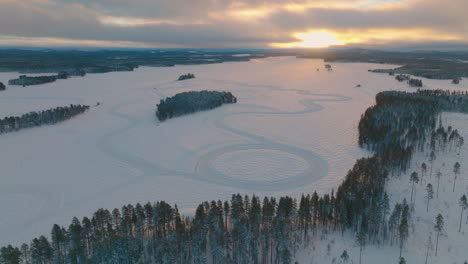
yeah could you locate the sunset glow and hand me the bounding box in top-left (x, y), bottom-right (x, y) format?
top-left (272, 31), bottom-right (345, 48)
top-left (0, 0), bottom-right (466, 49)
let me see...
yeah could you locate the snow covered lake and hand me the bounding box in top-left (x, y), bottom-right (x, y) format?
top-left (0, 56), bottom-right (466, 245)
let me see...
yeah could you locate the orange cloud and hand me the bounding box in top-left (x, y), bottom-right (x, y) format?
top-left (272, 30), bottom-right (345, 48)
top-left (0, 0), bottom-right (467, 49)
top-left (271, 27), bottom-right (463, 48)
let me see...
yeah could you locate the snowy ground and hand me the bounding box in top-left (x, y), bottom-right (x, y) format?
top-left (0, 57), bottom-right (467, 246)
top-left (294, 113), bottom-right (468, 264)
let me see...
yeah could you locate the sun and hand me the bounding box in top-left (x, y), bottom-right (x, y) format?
top-left (272, 30), bottom-right (345, 48)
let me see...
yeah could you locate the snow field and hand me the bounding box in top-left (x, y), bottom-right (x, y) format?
top-left (0, 56), bottom-right (466, 248)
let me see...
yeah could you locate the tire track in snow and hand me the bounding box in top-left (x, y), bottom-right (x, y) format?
top-left (194, 83), bottom-right (351, 190)
top-left (93, 78), bottom-right (351, 192)
top-left (0, 185), bottom-right (62, 238)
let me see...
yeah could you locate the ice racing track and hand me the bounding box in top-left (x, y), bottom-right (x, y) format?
top-left (96, 79), bottom-right (351, 193)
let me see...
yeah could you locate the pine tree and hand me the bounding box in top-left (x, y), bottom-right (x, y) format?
top-left (381, 193), bottom-right (390, 242)
top-left (436, 171), bottom-right (442, 198)
top-left (398, 257), bottom-right (406, 264)
top-left (68, 217), bottom-right (84, 263)
top-left (425, 184), bottom-right (434, 212)
top-left (459, 195), bottom-right (468, 232)
top-left (453, 162), bottom-right (460, 192)
top-left (51, 224), bottom-right (65, 264)
top-left (340, 250), bottom-right (349, 264)
top-left (389, 204), bottom-right (402, 246)
top-left (0, 245), bottom-right (21, 264)
top-left (434, 214), bottom-right (444, 257)
top-left (356, 226), bottom-right (366, 264)
top-left (398, 201), bottom-right (409, 258)
top-left (421, 162), bottom-right (427, 185)
top-left (429, 151), bottom-right (436, 177)
top-left (410, 172), bottom-right (419, 203)
top-left (280, 248), bottom-right (291, 264)
top-left (424, 235), bottom-right (432, 264)
top-left (19, 244), bottom-right (30, 264)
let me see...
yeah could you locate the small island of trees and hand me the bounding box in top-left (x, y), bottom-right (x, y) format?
top-left (395, 74), bottom-right (410, 82)
top-left (408, 78), bottom-right (423, 87)
top-left (177, 73), bottom-right (195, 81)
top-left (156, 90), bottom-right (237, 121)
top-left (8, 75), bottom-right (58, 87)
top-left (394, 74), bottom-right (423, 87)
top-left (0, 104), bottom-right (90, 134)
top-left (0, 82), bottom-right (5, 91)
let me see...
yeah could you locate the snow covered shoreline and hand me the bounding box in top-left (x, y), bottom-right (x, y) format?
top-left (0, 56), bottom-right (467, 246)
top-left (294, 111), bottom-right (468, 264)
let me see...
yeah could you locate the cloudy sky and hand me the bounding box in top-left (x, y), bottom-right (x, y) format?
top-left (0, 0), bottom-right (467, 49)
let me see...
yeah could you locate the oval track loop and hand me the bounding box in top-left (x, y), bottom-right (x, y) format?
top-left (93, 78), bottom-right (352, 191)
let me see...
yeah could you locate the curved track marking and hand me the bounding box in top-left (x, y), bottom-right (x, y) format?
top-left (93, 78), bottom-right (352, 191)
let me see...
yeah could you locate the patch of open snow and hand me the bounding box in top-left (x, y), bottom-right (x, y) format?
top-left (211, 148), bottom-right (310, 181)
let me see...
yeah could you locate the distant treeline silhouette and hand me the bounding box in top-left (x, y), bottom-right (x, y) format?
top-left (177, 73), bottom-right (195, 81)
top-left (156, 90), bottom-right (237, 121)
top-left (0, 104), bottom-right (89, 134)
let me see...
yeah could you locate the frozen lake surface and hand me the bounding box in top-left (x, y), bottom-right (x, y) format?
top-left (0, 56), bottom-right (466, 245)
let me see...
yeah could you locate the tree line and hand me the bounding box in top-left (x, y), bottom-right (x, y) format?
top-left (359, 89), bottom-right (468, 152)
top-left (0, 104), bottom-right (90, 134)
top-left (2, 89), bottom-right (468, 264)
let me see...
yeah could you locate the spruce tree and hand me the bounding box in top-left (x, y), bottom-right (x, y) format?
top-left (340, 250), bottom-right (349, 264)
top-left (51, 224), bottom-right (65, 264)
top-left (436, 171), bottom-right (442, 198)
top-left (356, 228), bottom-right (366, 264)
top-left (434, 214), bottom-right (444, 257)
top-left (429, 151), bottom-right (436, 177)
top-left (459, 195), bottom-right (468, 232)
top-left (410, 172), bottom-right (419, 203)
top-left (425, 184), bottom-right (434, 212)
top-left (421, 162), bottom-right (427, 185)
top-left (453, 162), bottom-right (460, 192)
top-left (398, 201), bottom-right (409, 258)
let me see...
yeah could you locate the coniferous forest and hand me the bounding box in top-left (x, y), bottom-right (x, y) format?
top-left (2, 90), bottom-right (468, 264)
top-left (0, 105), bottom-right (90, 134)
top-left (156, 91), bottom-right (237, 121)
